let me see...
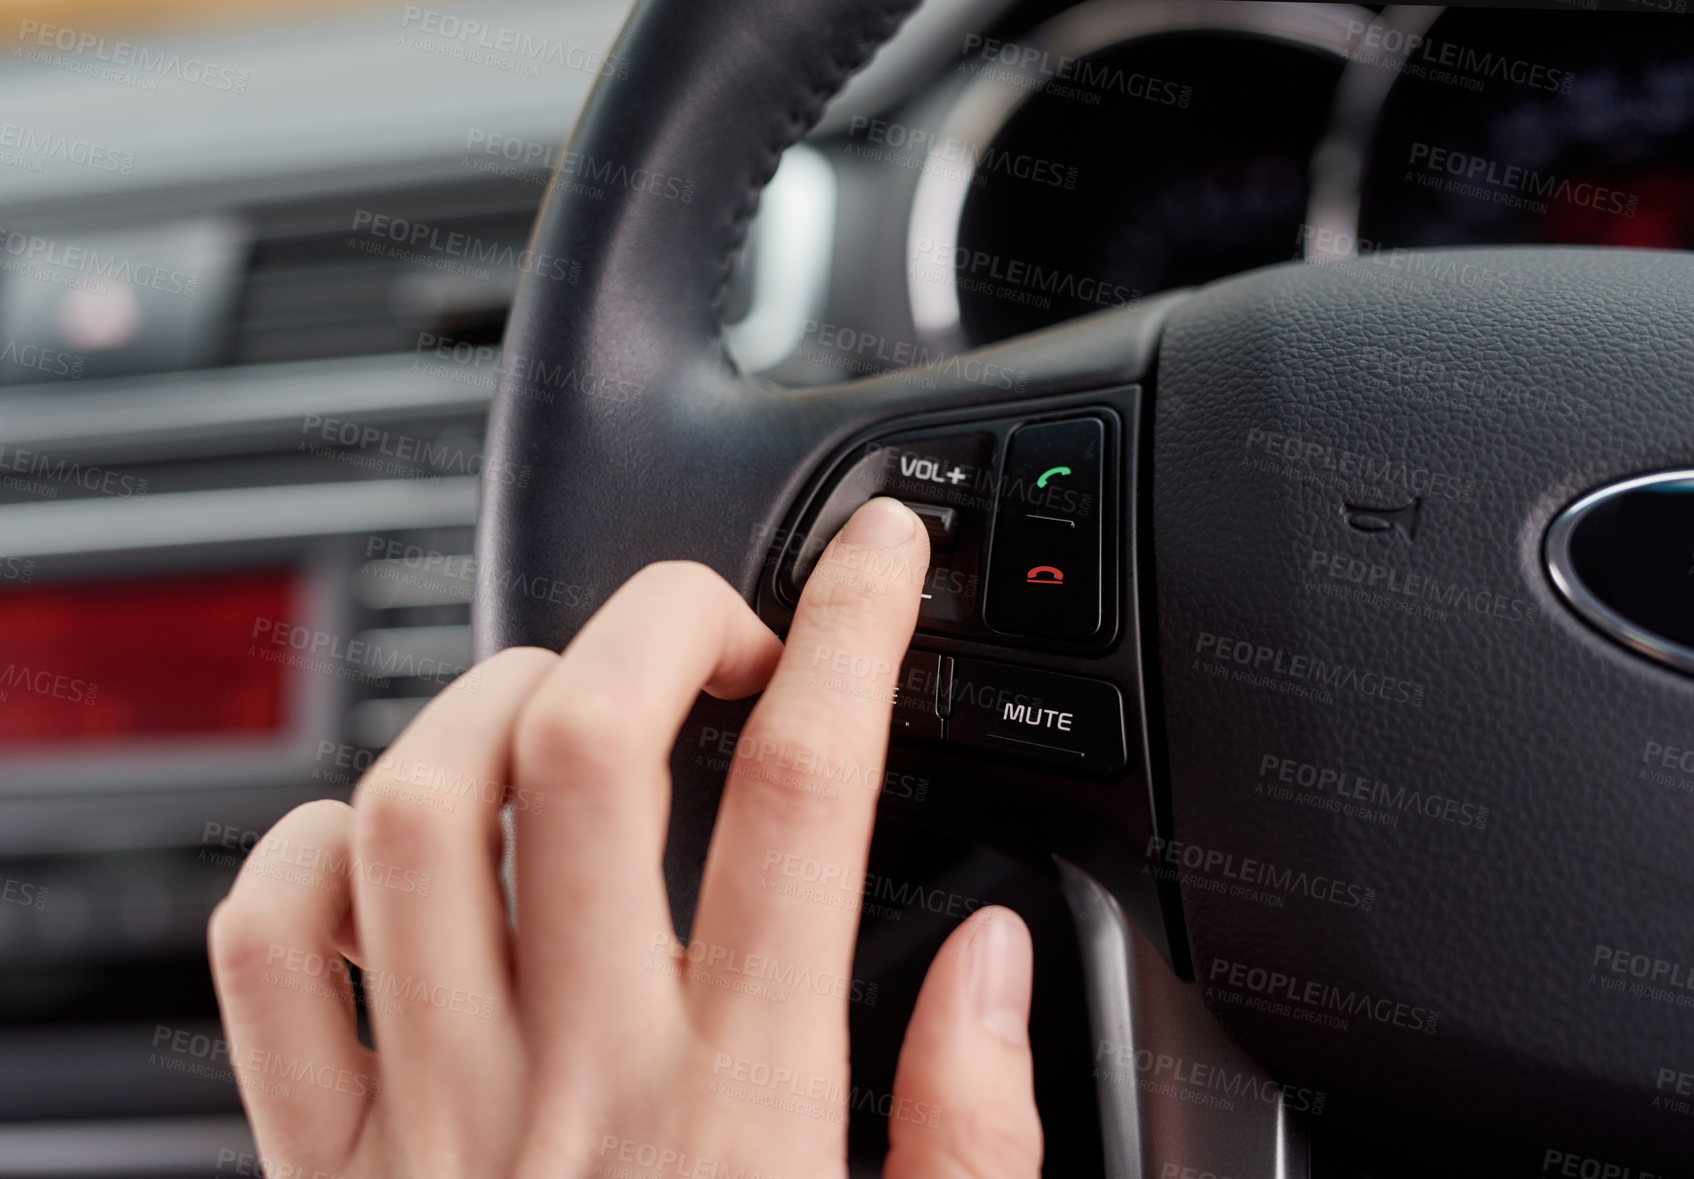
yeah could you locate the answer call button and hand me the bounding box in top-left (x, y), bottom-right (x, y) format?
top-left (986, 417), bottom-right (1105, 639)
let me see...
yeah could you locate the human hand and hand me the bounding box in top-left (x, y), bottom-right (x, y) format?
top-left (208, 496), bottom-right (1043, 1179)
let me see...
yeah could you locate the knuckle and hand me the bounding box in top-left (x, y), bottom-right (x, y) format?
top-left (207, 800), bottom-right (357, 980)
top-left (752, 693), bottom-right (869, 761)
top-left (354, 788), bottom-right (443, 869)
top-left (206, 899), bottom-right (274, 981)
top-left (235, 798), bottom-right (351, 876)
top-left (732, 761), bottom-right (843, 826)
top-left (514, 693), bottom-right (654, 782)
top-left (727, 715), bottom-right (873, 819)
top-left (286, 797), bottom-right (355, 831)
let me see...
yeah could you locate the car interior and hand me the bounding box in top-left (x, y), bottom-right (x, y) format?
top-left (2, 0), bottom-right (1693, 1176)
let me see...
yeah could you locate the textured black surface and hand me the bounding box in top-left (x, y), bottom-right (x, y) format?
top-left (1153, 248), bottom-right (1694, 1166)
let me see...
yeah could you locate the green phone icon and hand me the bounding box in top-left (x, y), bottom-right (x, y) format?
top-left (1036, 465), bottom-right (1072, 489)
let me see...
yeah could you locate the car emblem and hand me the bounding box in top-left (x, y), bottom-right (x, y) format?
top-left (1546, 471), bottom-right (1694, 675)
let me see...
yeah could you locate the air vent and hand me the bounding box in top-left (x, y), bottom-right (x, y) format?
top-left (0, 158), bottom-right (789, 387)
top-left (340, 523), bottom-right (477, 752)
top-left (229, 178), bottom-right (546, 367)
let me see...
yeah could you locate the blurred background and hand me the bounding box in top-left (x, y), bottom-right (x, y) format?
top-left (0, 1), bottom-right (634, 1172)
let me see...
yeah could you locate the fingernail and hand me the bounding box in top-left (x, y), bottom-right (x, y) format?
top-left (969, 908), bottom-right (1032, 1046)
top-left (839, 497), bottom-right (917, 549)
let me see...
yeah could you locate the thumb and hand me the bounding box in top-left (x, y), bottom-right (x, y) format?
top-left (884, 906), bottom-right (1044, 1179)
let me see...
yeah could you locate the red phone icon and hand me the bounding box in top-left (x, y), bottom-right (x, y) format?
top-left (1026, 566), bottom-right (1065, 585)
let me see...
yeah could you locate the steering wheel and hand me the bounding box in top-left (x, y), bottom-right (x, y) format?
top-left (474, 1), bottom-right (1694, 1173)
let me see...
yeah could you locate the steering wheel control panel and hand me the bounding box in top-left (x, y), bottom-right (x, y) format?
top-left (777, 411), bottom-right (1119, 644)
top-left (772, 405), bottom-right (1130, 777)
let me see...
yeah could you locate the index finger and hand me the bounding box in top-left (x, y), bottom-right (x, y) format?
top-left (687, 497), bottom-right (930, 1046)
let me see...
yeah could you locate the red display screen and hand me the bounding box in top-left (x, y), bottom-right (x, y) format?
top-left (0, 568), bottom-right (299, 749)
